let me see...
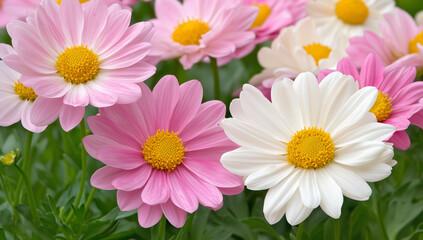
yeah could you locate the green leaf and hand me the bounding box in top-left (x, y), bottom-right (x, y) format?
top-left (242, 217), bottom-right (282, 240)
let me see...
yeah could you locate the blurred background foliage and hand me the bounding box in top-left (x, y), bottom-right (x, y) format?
top-left (1, 0), bottom-right (423, 239)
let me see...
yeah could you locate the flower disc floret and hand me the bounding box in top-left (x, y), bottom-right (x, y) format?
top-left (409, 31), bottom-right (423, 54)
top-left (142, 129), bottom-right (186, 172)
top-left (171, 19), bottom-right (211, 46)
top-left (335, 0), bottom-right (369, 25)
top-left (302, 43), bottom-right (332, 66)
top-left (55, 45), bottom-right (100, 84)
top-left (370, 91), bottom-right (392, 122)
top-left (287, 127), bottom-right (334, 169)
top-left (14, 82), bottom-right (37, 101)
top-left (250, 3), bottom-right (272, 29)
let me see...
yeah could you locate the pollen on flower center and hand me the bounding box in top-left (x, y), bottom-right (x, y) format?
top-left (287, 127), bottom-right (335, 169)
top-left (370, 91), bottom-right (392, 122)
top-left (409, 31), bottom-right (423, 54)
top-left (56, 0), bottom-right (90, 4)
top-left (142, 129), bottom-right (187, 172)
top-left (335, 0), bottom-right (369, 25)
top-left (14, 82), bottom-right (37, 101)
top-left (250, 3), bottom-right (272, 29)
top-left (55, 45), bottom-right (100, 84)
top-left (171, 19), bottom-right (211, 46)
top-left (302, 43), bottom-right (332, 66)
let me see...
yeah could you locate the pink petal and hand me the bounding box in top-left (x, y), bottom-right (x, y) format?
top-left (167, 169), bottom-right (198, 213)
top-left (101, 42), bottom-right (152, 69)
top-left (138, 204), bottom-right (163, 228)
top-left (30, 97), bottom-right (62, 126)
top-left (20, 103), bottom-right (47, 133)
top-left (218, 185), bottom-right (244, 196)
top-left (336, 58), bottom-right (359, 80)
top-left (59, 105), bottom-right (85, 132)
top-left (184, 126), bottom-right (231, 152)
top-left (359, 54), bottom-right (385, 87)
top-left (101, 82), bottom-right (141, 105)
top-left (23, 75), bottom-right (71, 99)
top-left (96, 145), bottom-right (144, 170)
top-left (90, 166), bottom-right (122, 190)
top-left (410, 109), bottom-right (423, 129)
top-left (153, 75), bottom-right (180, 129)
top-left (82, 0), bottom-right (108, 48)
top-left (141, 170), bottom-right (170, 205)
top-left (387, 130), bottom-right (410, 150)
top-left (161, 201), bottom-right (187, 228)
top-left (117, 189), bottom-right (143, 211)
top-left (85, 81), bottom-right (118, 107)
top-left (83, 135), bottom-right (118, 159)
top-left (112, 164), bottom-right (152, 191)
top-left (63, 84), bottom-right (90, 107)
top-left (104, 62), bottom-right (156, 83)
top-left (59, 0), bottom-right (84, 46)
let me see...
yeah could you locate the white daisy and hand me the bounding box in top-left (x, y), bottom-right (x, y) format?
top-left (220, 72), bottom-right (396, 225)
top-left (249, 17), bottom-right (347, 90)
top-left (307, 0), bottom-right (394, 40)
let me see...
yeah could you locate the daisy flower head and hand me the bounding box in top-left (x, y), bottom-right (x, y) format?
top-left (307, 0), bottom-right (394, 41)
top-left (348, 8), bottom-right (423, 70)
top-left (319, 54), bottom-right (423, 150)
top-left (248, 17), bottom-right (347, 98)
top-left (0, 0), bottom-right (40, 28)
top-left (150, 0), bottom-right (258, 69)
top-left (217, 0), bottom-right (308, 66)
top-left (85, 75), bottom-right (243, 228)
top-left (1, 0), bottom-right (156, 131)
top-left (220, 72), bottom-right (396, 225)
top-left (0, 44), bottom-right (46, 133)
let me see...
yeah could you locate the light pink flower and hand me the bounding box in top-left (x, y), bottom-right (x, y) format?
top-left (0, 44), bottom-right (46, 132)
top-left (150, 0), bottom-right (258, 69)
top-left (347, 8), bottom-right (423, 70)
top-left (217, 0), bottom-right (308, 65)
top-left (85, 75), bottom-right (244, 228)
top-left (0, 0), bottom-right (156, 131)
top-left (0, 0), bottom-right (40, 28)
top-left (319, 54), bottom-right (423, 150)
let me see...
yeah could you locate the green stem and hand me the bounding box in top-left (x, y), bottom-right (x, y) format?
top-left (14, 165), bottom-right (41, 225)
top-left (14, 131), bottom-right (33, 203)
top-left (333, 219), bottom-right (340, 240)
top-left (209, 57), bottom-right (220, 100)
top-left (65, 119), bottom-right (88, 223)
top-left (83, 187), bottom-right (97, 218)
top-left (175, 212), bottom-right (195, 240)
top-left (376, 195), bottom-right (389, 240)
top-left (157, 216), bottom-right (166, 240)
top-left (296, 222), bottom-right (304, 240)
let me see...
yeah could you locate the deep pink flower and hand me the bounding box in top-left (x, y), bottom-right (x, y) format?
top-left (319, 54), bottom-right (423, 150)
top-left (150, 0), bottom-right (258, 69)
top-left (84, 75), bottom-right (243, 228)
top-left (347, 8), bottom-right (423, 70)
top-left (0, 0), bottom-right (156, 131)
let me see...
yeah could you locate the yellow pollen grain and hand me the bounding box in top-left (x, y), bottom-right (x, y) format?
top-left (55, 45), bottom-right (100, 85)
top-left (14, 82), bottom-right (37, 101)
top-left (250, 3), bottom-right (272, 29)
top-left (287, 127), bottom-right (335, 169)
top-left (335, 0), bottom-right (369, 25)
top-left (171, 19), bottom-right (211, 46)
top-left (409, 31), bottom-right (423, 54)
top-left (142, 129), bottom-right (186, 172)
top-left (370, 91), bottom-right (392, 122)
top-left (302, 43), bottom-right (332, 66)
top-left (56, 0), bottom-right (90, 4)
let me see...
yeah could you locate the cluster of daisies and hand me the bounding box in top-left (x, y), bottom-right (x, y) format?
top-left (0, 0), bottom-right (422, 230)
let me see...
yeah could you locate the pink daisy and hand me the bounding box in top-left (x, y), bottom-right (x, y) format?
top-left (0, 44), bottom-right (46, 132)
top-left (0, 0), bottom-right (40, 28)
top-left (319, 54), bottom-right (423, 150)
top-left (347, 8), bottom-right (423, 70)
top-left (150, 0), bottom-right (258, 69)
top-left (217, 0), bottom-right (308, 65)
top-left (84, 75), bottom-right (244, 228)
top-left (0, 0), bottom-right (156, 131)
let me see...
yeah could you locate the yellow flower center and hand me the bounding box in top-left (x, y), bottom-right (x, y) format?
top-left (142, 129), bottom-right (186, 172)
top-left (171, 19), bottom-right (211, 46)
top-left (250, 3), bottom-right (272, 29)
top-left (56, 0), bottom-right (90, 4)
top-left (287, 127), bottom-right (335, 169)
top-left (335, 0), bottom-right (369, 25)
top-left (370, 91), bottom-right (392, 122)
top-left (409, 31), bottom-right (423, 54)
top-left (14, 82), bottom-right (37, 101)
top-left (55, 45), bottom-right (100, 84)
top-left (302, 43), bottom-right (332, 66)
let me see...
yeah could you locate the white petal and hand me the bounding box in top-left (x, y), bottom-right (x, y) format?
top-left (326, 163), bottom-right (372, 201)
top-left (220, 148), bottom-right (286, 176)
top-left (228, 99), bottom-right (247, 122)
top-left (299, 170), bottom-right (321, 208)
top-left (316, 169), bottom-right (343, 219)
top-left (333, 122), bottom-right (395, 147)
top-left (245, 163), bottom-right (294, 191)
top-left (334, 142), bottom-right (386, 167)
top-left (293, 72), bottom-right (321, 127)
top-left (285, 191), bottom-right (313, 226)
